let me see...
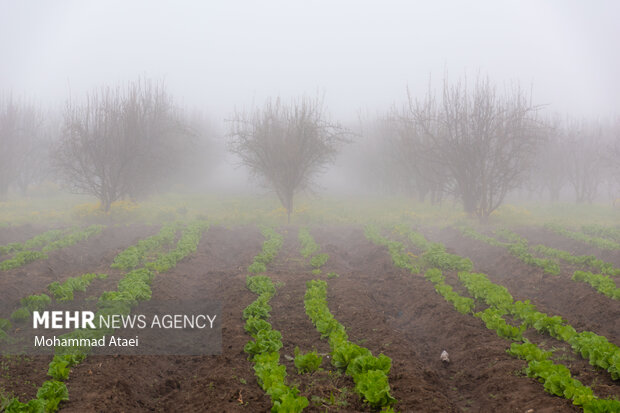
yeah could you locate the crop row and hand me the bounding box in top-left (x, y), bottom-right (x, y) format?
top-left (298, 227), bottom-right (319, 258)
top-left (111, 222), bottom-right (178, 270)
top-left (2, 221), bottom-right (208, 412)
top-left (572, 271), bottom-right (620, 300)
top-left (243, 275), bottom-right (309, 412)
top-left (367, 226), bottom-right (620, 411)
top-left (459, 271), bottom-right (620, 381)
top-left (460, 226), bottom-right (560, 274)
top-left (48, 273), bottom-right (108, 302)
top-left (304, 279), bottom-right (396, 411)
top-left (545, 223), bottom-right (620, 251)
top-left (424, 267), bottom-right (618, 412)
top-left (0, 229), bottom-right (65, 256)
top-left (0, 225), bottom-right (103, 271)
top-left (480, 229), bottom-right (620, 300)
top-left (365, 224), bottom-right (473, 273)
top-left (298, 228), bottom-right (329, 275)
top-left (248, 227), bottom-right (284, 274)
top-left (581, 225), bottom-right (620, 244)
top-left (242, 228), bottom-right (309, 412)
top-left (1, 224), bottom-right (184, 328)
top-left (1, 273), bottom-right (108, 329)
top-left (497, 229), bottom-right (620, 277)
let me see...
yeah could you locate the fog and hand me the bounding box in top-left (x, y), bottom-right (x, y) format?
top-left (2, 1), bottom-right (619, 118)
top-left (1, 0), bottom-right (619, 210)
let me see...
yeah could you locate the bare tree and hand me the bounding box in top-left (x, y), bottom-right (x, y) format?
top-left (352, 113), bottom-right (403, 195)
top-left (228, 96), bottom-right (348, 222)
top-left (53, 79), bottom-right (193, 211)
top-left (608, 118), bottom-right (620, 191)
top-left (564, 119), bottom-right (609, 204)
top-left (0, 94), bottom-right (43, 200)
top-left (533, 118), bottom-right (568, 202)
top-left (403, 75), bottom-right (545, 220)
top-left (390, 105), bottom-right (449, 203)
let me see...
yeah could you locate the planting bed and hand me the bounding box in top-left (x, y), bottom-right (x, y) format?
top-left (1, 224), bottom-right (618, 412)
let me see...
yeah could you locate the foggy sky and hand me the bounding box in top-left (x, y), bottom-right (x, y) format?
top-left (1, 0), bottom-right (619, 124)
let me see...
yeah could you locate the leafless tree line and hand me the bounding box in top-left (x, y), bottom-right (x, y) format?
top-left (54, 80), bottom-right (198, 210)
top-left (353, 77), bottom-right (620, 217)
top-left (0, 79), bottom-right (212, 210)
top-left (1, 74), bottom-right (619, 219)
top-left (0, 94), bottom-right (49, 200)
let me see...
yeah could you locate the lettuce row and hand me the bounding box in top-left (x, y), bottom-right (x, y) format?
top-left (367, 225), bottom-right (473, 273)
top-left (298, 227), bottom-right (329, 274)
top-left (498, 228), bottom-right (620, 277)
top-left (2, 380), bottom-right (69, 413)
top-left (545, 223), bottom-right (620, 251)
top-left (460, 226), bottom-right (560, 275)
top-left (243, 274), bottom-right (309, 412)
top-left (508, 342), bottom-right (620, 412)
top-left (47, 273), bottom-right (108, 302)
top-left (0, 225), bottom-right (104, 271)
top-left (377, 230), bottom-right (619, 411)
top-left (9, 294), bottom-right (51, 323)
top-left (393, 224), bottom-right (432, 251)
top-left (41, 225), bottom-right (103, 253)
top-left (304, 279), bottom-right (396, 409)
top-left (424, 269), bottom-right (475, 315)
top-left (248, 227), bottom-right (284, 274)
top-left (111, 222), bottom-right (179, 270)
top-left (243, 229), bottom-right (308, 412)
top-left (364, 225), bottom-right (418, 272)
top-left (144, 221), bottom-right (208, 273)
top-left (0, 250), bottom-right (48, 271)
top-left (4, 221), bottom-right (208, 412)
top-left (458, 226), bottom-right (507, 247)
top-left (580, 225), bottom-right (620, 244)
top-left (426, 268), bottom-right (618, 411)
top-left (458, 272), bottom-right (620, 380)
top-left (572, 271), bottom-right (620, 300)
top-left (531, 244), bottom-right (619, 277)
top-left (298, 227), bottom-right (319, 258)
top-left (0, 229), bottom-right (65, 256)
top-left (392, 225), bottom-right (473, 271)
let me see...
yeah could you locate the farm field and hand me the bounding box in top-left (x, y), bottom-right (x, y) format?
top-left (1, 202), bottom-right (619, 412)
top-left (3, 2), bottom-right (620, 411)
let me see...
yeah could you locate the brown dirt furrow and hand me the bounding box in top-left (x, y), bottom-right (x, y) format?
top-left (0, 224), bottom-right (160, 317)
top-left (513, 226), bottom-right (620, 268)
top-left (3, 224), bottom-right (614, 412)
top-left (424, 226), bottom-right (620, 345)
top-left (61, 225), bottom-right (271, 413)
top-left (0, 224), bottom-right (52, 246)
top-left (316, 227), bottom-right (577, 413)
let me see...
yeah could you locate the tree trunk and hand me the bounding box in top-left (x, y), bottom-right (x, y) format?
top-left (101, 196), bottom-right (112, 212)
top-left (287, 195), bottom-right (293, 224)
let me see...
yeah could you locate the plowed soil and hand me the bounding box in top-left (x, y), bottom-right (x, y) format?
top-left (3, 224), bottom-right (619, 412)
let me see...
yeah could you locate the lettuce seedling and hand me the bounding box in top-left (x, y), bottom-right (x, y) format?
top-left (294, 347), bottom-right (323, 374)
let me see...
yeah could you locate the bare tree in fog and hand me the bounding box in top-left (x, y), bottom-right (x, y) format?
top-left (403, 76), bottom-right (545, 220)
top-left (0, 94), bottom-right (43, 200)
top-left (609, 118), bottom-right (620, 191)
top-left (564, 119), bottom-right (609, 204)
top-left (353, 114), bottom-right (403, 195)
top-left (228, 96), bottom-right (348, 222)
top-left (53, 79), bottom-right (194, 211)
top-left (391, 103), bottom-right (448, 203)
top-left (533, 117), bottom-right (568, 202)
